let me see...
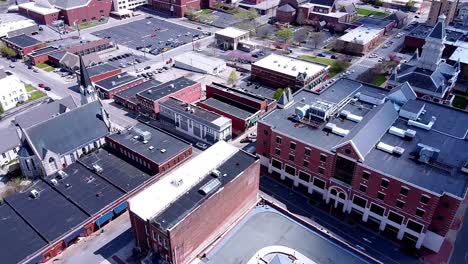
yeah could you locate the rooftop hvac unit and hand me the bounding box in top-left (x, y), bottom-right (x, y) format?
top-left (133, 127), bottom-right (152, 141)
top-left (324, 123), bottom-right (349, 137)
top-left (149, 146), bottom-right (155, 150)
top-left (57, 170), bottom-right (68, 179)
top-left (199, 178), bottom-right (222, 195)
top-left (50, 179), bottom-right (58, 186)
top-left (211, 169), bottom-right (221, 177)
top-left (377, 142), bottom-right (405, 156)
top-left (388, 126), bottom-right (416, 139)
top-left (93, 164), bottom-right (103, 173)
top-left (160, 149), bottom-right (166, 153)
top-left (462, 161), bottom-right (468, 174)
top-left (416, 143), bottom-right (440, 163)
top-left (171, 178), bottom-right (184, 186)
top-left (408, 116), bottom-right (436, 131)
top-left (340, 110), bottom-right (363, 123)
top-left (30, 189), bottom-right (39, 199)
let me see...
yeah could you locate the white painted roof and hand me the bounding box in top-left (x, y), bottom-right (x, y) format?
top-left (339, 26), bottom-right (384, 45)
top-left (129, 141), bottom-right (238, 221)
top-left (0, 19), bottom-right (37, 38)
top-left (19, 2), bottom-right (59, 15)
top-left (216, 27), bottom-right (249, 39)
top-left (212, 116), bottom-right (232, 127)
top-left (253, 54), bottom-right (327, 78)
top-left (449, 46), bottom-right (468, 64)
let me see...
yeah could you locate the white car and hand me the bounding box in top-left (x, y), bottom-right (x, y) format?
top-left (196, 142), bottom-right (208, 150)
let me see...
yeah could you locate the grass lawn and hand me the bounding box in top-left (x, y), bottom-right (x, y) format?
top-left (28, 90), bottom-right (46, 102)
top-left (25, 84), bottom-right (34, 92)
top-left (78, 18), bottom-right (108, 30)
top-left (198, 9), bottom-right (213, 15)
top-left (36, 63), bottom-right (49, 69)
top-left (372, 74), bottom-right (387, 86)
top-left (356, 8), bottom-right (389, 17)
top-left (43, 66), bottom-right (54, 72)
top-left (452, 95), bottom-right (468, 109)
top-left (298, 55), bottom-right (349, 77)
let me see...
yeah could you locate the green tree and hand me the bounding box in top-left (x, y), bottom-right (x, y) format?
top-left (0, 44), bottom-right (16, 57)
top-left (406, 0), bottom-right (415, 8)
top-left (185, 8), bottom-right (198, 20)
top-left (227, 70), bottom-right (239, 86)
top-left (0, 104), bottom-right (3, 115)
top-left (276, 28), bottom-right (294, 42)
top-left (330, 60), bottom-right (351, 74)
top-left (273, 88), bottom-right (284, 100)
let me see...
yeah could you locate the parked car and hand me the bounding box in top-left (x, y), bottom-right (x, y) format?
top-left (9, 63), bottom-right (15, 68)
top-left (196, 142), bottom-right (208, 149)
top-left (44, 86), bottom-right (51, 91)
top-left (28, 65), bottom-right (32, 69)
top-left (144, 66), bottom-right (151, 70)
top-left (33, 68), bottom-right (39, 73)
top-left (38, 83), bottom-right (45, 88)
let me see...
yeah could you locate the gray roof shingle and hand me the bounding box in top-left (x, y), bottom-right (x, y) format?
top-left (0, 127), bottom-right (20, 153)
top-left (25, 101), bottom-right (109, 159)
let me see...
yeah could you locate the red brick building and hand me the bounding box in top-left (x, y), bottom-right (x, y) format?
top-left (129, 141), bottom-right (259, 263)
top-left (251, 54), bottom-right (329, 92)
top-left (78, 63), bottom-right (121, 83)
top-left (27, 46), bottom-right (60, 65)
top-left (136, 77), bottom-right (202, 118)
top-left (94, 72), bottom-right (145, 99)
top-left (256, 79), bottom-right (468, 253)
top-left (19, 0), bottom-right (113, 26)
top-left (148, 0), bottom-right (213, 17)
top-left (2, 34), bottom-right (46, 57)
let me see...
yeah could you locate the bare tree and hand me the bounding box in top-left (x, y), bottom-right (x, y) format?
top-left (294, 27), bottom-right (310, 43)
top-left (307, 32), bottom-right (326, 49)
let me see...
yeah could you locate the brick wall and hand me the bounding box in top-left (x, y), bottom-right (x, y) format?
top-left (60, 0), bottom-right (113, 25)
top-left (168, 159), bottom-right (260, 264)
top-left (196, 101), bottom-right (248, 135)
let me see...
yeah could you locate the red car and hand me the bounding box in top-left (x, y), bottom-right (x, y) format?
top-left (38, 83), bottom-right (45, 88)
top-left (151, 34), bottom-right (157, 38)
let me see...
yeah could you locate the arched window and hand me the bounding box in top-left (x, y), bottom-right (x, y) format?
top-left (338, 193), bottom-right (346, 200)
top-left (49, 157), bottom-right (57, 170)
top-left (330, 189), bottom-right (338, 196)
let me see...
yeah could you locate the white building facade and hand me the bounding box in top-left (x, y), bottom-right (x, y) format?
top-left (0, 74), bottom-right (28, 111)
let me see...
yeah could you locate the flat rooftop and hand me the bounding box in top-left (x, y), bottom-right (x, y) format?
top-left (48, 163), bottom-right (125, 215)
top-left (260, 78), bottom-right (468, 197)
top-left (0, 204), bottom-right (47, 264)
top-left (29, 46), bottom-right (58, 57)
top-left (95, 73), bottom-right (141, 91)
top-left (129, 141), bottom-right (239, 221)
top-left (5, 181), bottom-right (89, 242)
top-left (408, 24), bottom-right (464, 42)
top-left (205, 207), bottom-right (370, 264)
top-left (354, 16), bottom-right (393, 29)
top-left (339, 26), bottom-right (384, 45)
top-left (115, 79), bottom-right (162, 103)
top-left (80, 149), bottom-right (152, 192)
top-left (160, 97), bottom-right (230, 128)
top-left (4, 34), bottom-right (42, 48)
top-left (107, 123), bottom-right (190, 166)
top-left (86, 63), bottom-right (119, 78)
top-left (253, 54), bottom-right (327, 79)
top-left (238, 80), bottom-right (277, 100)
top-left (215, 27), bottom-right (249, 38)
top-left (136, 77), bottom-right (197, 102)
top-left (18, 2), bottom-right (60, 15)
top-left (153, 150), bottom-right (256, 230)
top-left (200, 97), bottom-right (258, 120)
top-left (449, 46), bottom-right (468, 64)
top-left (209, 82), bottom-right (275, 104)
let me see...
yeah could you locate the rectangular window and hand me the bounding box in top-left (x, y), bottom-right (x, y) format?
top-left (320, 154), bottom-right (327, 162)
top-left (318, 167), bottom-right (325, 174)
top-left (400, 186), bottom-right (409, 196)
top-left (290, 142), bottom-right (296, 150)
top-left (313, 177), bottom-right (325, 189)
top-left (303, 160), bottom-right (309, 168)
top-left (377, 192), bottom-right (385, 201)
top-left (263, 130), bottom-right (268, 135)
top-left (370, 203), bottom-right (385, 216)
top-left (362, 171), bottom-right (370, 180)
top-left (416, 208), bottom-right (425, 218)
top-left (275, 148), bottom-right (281, 156)
top-left (407, 220), bottom-right (423, 233)
top-left (359, 184), bottom-right (367, 193)
top-left (353, 195), bottom-right (367, 208)
top-left (276, 136), bottom-right (282, 144)
top-left (305, 148), bottom-right (311, 156)
top-left (299, 171), bottom-right (311, 182)
top-left (396, 200), bottom-right (405, 208)
top-left (388, 211), bottom-right (404, 225)
top-left (289, 154), bottom-right (295, 162)
top-left (285, 165), bottom-right (296, 176)
top-left (272, 159), bottom-right (282, 169)
top-left (380, 179), bottom-right (389, 188)
top-left (420, 195), bottom-right (430, 204)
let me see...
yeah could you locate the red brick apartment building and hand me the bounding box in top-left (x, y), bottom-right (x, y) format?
top-left (256, 78), bottom-right (468, 253)
top-left (2, 34), bottom-right (46, 57)
top-left (129, 141), bottom-right (260, 264)
top-left (19, 0), bottom-right (113, 26)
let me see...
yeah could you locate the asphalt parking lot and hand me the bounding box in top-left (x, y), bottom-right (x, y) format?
top-left (105, 52), bottom-right (148, 69)
top-left (92, 17), bottom-right (208, 56)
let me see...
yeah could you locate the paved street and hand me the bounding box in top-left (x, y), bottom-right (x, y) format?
top-left (46, 212), bottom-right (134, 264)
top-left (450, 204), bottom-right (468, 264)
top-left (260, 176), bottom-right (422, 264)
